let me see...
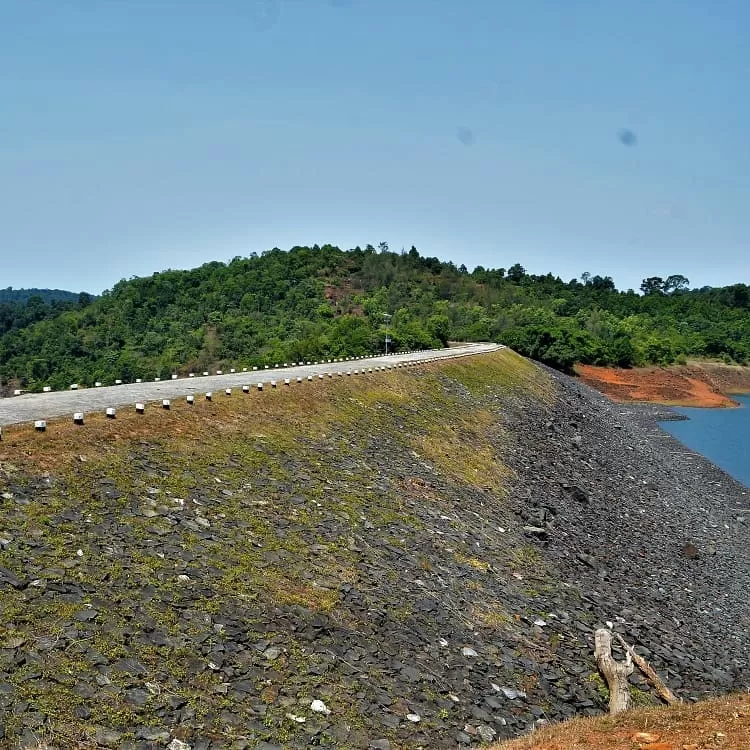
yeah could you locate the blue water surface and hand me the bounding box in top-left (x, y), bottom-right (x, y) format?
top-left (660, 395), bottom-right (750, 488)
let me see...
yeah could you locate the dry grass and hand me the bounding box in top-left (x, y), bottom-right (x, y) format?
top-left (492, 693), bottom-right (750, 750)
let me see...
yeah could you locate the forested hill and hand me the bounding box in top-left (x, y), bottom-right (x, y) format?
top-left (1, 244), bottom-right (748, 391)
top-left (0, 287), bottom-right (89, 304)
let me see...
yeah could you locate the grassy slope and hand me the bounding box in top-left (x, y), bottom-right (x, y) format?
top-left (492, 693), bottom-right (750, 750)
top-left (0, 349), bottom-right (552, 748)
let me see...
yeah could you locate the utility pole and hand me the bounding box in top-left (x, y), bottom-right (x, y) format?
top-left (383, 313), bottom-right (392, 354)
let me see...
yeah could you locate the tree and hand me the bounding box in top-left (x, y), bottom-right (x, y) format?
top-left (640, 277), bottom-right (665, 295)
top-left (664, 274), bottom-right (690, 294)
top-left (378, 242), bottom-right (389, 254)
top-left (506, 263), bottom-right (527, 283)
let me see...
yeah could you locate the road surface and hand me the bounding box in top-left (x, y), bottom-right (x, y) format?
top-left (0, 343), bottom-right (503, 427)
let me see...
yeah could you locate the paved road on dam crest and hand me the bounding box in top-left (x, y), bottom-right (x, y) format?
top-left (0, 343), bottom-right (503, 427)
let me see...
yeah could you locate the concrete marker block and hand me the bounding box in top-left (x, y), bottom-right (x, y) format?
top-left (206, 392), bottom-right (213, 401)
top-left (284, 379), bottom-right (290, 385)
top-left (43, 386), bottom-right (52, 393)
top-left (106, 408), bottom-right (116, 419)
top-left (35, 420), bottom-right (47, 432)
top-left (162, 400), bottom-right (171, 409)
top-left (242, 385), bottom-right (250, 393)
top-left (187, 395), bottom-right (195, 405)
top-left (225, 388), bottom-right (232, 396)
top-left (136, 403), bottom-right (145, 414)
top-left (73, 413), bottom-right (84, 425)
top-left (257, 383), bottom-right (263, 391)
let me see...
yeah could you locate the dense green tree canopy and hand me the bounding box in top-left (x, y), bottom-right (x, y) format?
top-left (1, 245), bottom-right (748, 392)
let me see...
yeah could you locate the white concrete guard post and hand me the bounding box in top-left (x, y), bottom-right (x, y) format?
top-left (70, 384), bottom-right (79, 390)
top-left (296, 377), bottom-right (302, 383)
top-left (225, 388), bottom-right (231, 396)
top-left (257, 383), bottom-right (263, 391)
top-left (73, 413), bottom-right (84, 425)
top-left (172, 374), bottom-right (178, 380)
top-left (216, 370), bottom-right (223, 376)
top-left (230, 368), bottom-right (235, 373)
top-left (106, 408), bottom-right (116, 419)
top-left (284, 379), bottom-right (290, 386)
top-left (203, 372), bottom-right (209, 376)
top-left (205, 392), bottom-right (212, 401)
top-left (253, 366), bottom-right (258, 371)
top-left (307, 375), bottom-right (312, 381)
top-left (189, 373), bottom-right (195, 378)
top-left (43, 386), bottom-right (52, 393)
top-left (271, 381), bottom-right (277, 388)
top-left (115, 379), bottom-right (122, 385)
top-left (242, 385), bottom-right (250, 394)
top-left (136, 403), bottom-right (145, 414)
top-left (13, 390), bottom-right (22, 396)
top-left (95, 382), bottom-right (102, 387)
top-left (154, 377), bottom-right (160, 382)
top-left (186, 395), bottom-right (195, 405)
top-left (162, 400), bottom-right (171, 410)
top-left (35, 420), bottom-right (46, 432)
top-left (136, 379), bottom-right (142, 384)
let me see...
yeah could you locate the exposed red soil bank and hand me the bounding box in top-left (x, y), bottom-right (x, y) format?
top-left (575, 362), bottom-right (750, 408)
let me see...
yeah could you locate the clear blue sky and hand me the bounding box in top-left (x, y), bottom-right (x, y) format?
top-left (1, 0), bottom-right (749, 293)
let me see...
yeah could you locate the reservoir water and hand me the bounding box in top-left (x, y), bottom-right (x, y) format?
top-left (660, 394), bottom-right (750, 488)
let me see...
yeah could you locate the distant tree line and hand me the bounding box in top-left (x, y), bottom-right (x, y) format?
top-left (1, 245), bottom-right (748, 392)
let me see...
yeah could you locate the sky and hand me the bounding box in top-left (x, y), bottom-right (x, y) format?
top-left (1, 0), bottom-right (749, 294)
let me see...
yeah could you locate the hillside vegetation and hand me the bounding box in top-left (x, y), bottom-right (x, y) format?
top-left (2, 244), bottom-right (750, 391)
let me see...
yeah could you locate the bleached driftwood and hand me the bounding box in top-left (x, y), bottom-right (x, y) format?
top-left (615, 633), bottom-right (681, 706)
top-left (594, 628), bottom-right (633, 715)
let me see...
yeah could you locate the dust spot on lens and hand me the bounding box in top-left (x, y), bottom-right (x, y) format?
top-left (618, 129), bottom-right (637, 147)
top-left (457, 127), bottom-right (475, 147)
